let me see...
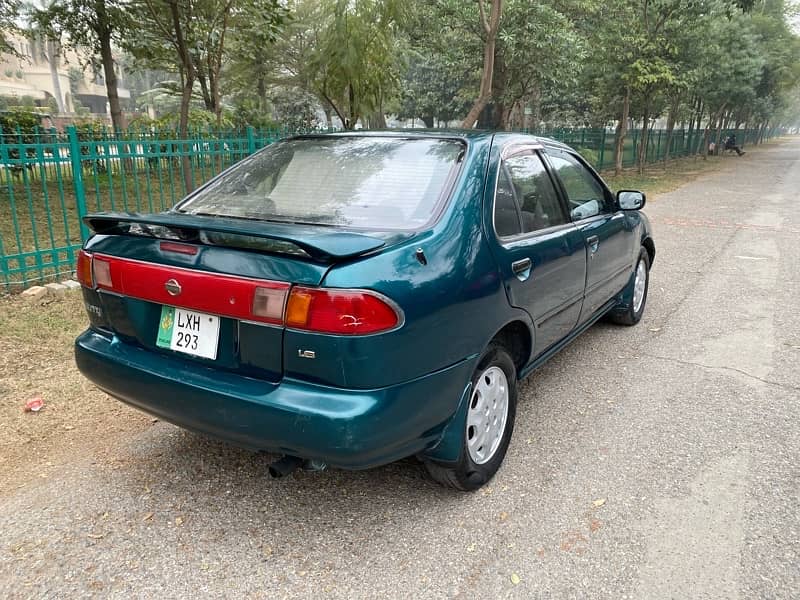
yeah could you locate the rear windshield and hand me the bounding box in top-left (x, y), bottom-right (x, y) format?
top-left (177, 136), bottom-right (465, 230)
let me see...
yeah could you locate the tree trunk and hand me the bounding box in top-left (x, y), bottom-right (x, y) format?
top-left (530, 85), bottom-right (541, 132)
top-left (462, 0), bottom-right (503, 128)
top-left (663, 95), bottom-right (680, 162)
top-left (45, 40), bottom-right (66, 113)
top-left (96, 0), bottom-right (125, 131)
top-left (256, 75), bottom-right (267, 113)
top-left (637, 93), bottom-right (652, 175)
top-left (196, 72), bottom-right (214, 112)
top-left (690, 97), bottom-right (704, 156)
top-left (697, 106), bottom-right (716, 157)
top-left (178, 72), bottom-right (195, 192)
top-left (421, 115), bottom-right (434, 128)
top-left (323, 106), bottom-right (333, 129)
top-left (168, 0), bottom-right (196, 193)
top-left (614, 87), bottom-right (631, 176)
top-left (714, 115), bottom-right (725, 153)
top-left (371, 110), bottom-right (387, 129)
top-left (346, 84), bottom-right (357, 130)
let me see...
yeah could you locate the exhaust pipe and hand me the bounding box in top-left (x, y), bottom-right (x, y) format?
top-left (268, 455), bottom-right (304, 478)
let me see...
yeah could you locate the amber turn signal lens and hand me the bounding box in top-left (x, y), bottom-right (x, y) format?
top-left (76, 250), bottom-right (93, 287)
top-left (285, 289), bottom-right (314, 328)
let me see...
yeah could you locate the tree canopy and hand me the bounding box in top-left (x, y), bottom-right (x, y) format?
top-left (4, 0), bottom-right (800, 169)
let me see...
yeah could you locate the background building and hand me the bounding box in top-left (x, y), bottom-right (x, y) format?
top-left (0, 31), bottom-right (130, 121)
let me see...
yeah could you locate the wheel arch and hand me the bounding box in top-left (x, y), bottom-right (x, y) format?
top-left (491, 318), bottom-right (534, 375)
top-left (642, 236), bottom-right (655, 266)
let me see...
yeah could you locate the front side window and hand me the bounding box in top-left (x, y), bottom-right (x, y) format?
top-left (493, 152), bottom-right (567, 238)
top-left (178, 137), bottom-right (464, 230)
top-left (546, 151), bottom-right (608, 220)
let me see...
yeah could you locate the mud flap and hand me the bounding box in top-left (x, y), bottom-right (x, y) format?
top-left (420, 381), bottom-right (473, 465)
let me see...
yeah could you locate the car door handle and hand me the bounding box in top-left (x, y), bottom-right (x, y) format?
top-left (511, 258), bottom-right (532, 281)
top-left (586, 235), bottom-right (600, 254)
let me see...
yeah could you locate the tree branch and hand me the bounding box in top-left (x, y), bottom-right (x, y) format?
top-left (478, 0), bottom-right (490, 35)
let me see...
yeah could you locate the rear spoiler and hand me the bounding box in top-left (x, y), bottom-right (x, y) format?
top-left (84, 212), bottom-right (386, 262)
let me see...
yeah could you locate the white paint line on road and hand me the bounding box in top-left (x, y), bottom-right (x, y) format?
top-left (734, 255), bottom-right (768, 261)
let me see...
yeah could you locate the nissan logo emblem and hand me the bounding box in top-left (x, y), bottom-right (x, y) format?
top-left (165, 279), bottom-right (182, 296)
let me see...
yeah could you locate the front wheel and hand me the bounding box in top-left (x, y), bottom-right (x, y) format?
top-left (425, 343), bottom-right (517, 491)
top-left (610, 247), bottom-right (650, 326)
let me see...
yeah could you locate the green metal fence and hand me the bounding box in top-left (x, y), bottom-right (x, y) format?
top-left (0, 124), bottom-right (782, 290)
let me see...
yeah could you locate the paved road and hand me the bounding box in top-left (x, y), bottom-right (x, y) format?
top-left (2, 141), bottom-right (799, 599)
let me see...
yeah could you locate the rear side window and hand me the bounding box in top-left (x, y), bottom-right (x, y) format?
top-left (177, 137), bottom-right (464, 230)
top-left (493, 152), bottom-right (567, 238)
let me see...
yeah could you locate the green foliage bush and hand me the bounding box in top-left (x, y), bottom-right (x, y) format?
top-left (128, 109), bottom-right (235, 134)
top-left (0, 108), bottom-right (41, 137)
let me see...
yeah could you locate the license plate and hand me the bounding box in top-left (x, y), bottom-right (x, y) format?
top-left (156, 306), bottom-right (220, 360)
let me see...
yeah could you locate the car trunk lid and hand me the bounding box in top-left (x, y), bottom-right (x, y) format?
top-left (81, 212), bottom-right (388, 382)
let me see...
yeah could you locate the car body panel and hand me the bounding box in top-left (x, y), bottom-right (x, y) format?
top-left (74, 130), bottom-right (654, 470)
top-left (75, 327), bottom-right (476, 469)
top-left (480, 140), bottom-right (587, 355)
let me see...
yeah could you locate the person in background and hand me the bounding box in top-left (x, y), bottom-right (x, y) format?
top-left (724, 134), bottom-right (745, 156)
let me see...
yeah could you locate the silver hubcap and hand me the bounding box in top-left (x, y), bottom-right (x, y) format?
top-left (466, 366), bottom-right (509, 465)
top-left (633, 260), bottom-right (647, 313)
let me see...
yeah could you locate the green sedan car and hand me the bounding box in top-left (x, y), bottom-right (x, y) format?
top-left (75, 131), bottom-right (654, 490)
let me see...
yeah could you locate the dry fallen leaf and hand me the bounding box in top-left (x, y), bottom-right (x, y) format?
top-left (592, 498), bottom-right (606, 508)
top-left (142, 512), bottom-right (154, 522)
top-left (499, 511), bottom-right (509, 522)
top-left (175, 516), bottom-right (184, 526)
top-left (466, 543), bottom-right (476, 553)
top-left (511, 573), bottom-right (521, 585)
top-left (87, 532), bottom-right (105, 539)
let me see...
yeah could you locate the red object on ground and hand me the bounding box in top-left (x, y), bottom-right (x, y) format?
top-left (24, 397), bottom-right (45, 412)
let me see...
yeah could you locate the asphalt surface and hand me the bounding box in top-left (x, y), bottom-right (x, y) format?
top-left (2, 140), bottom-right (799, 599)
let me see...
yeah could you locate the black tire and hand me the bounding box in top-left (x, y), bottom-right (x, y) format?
top-left (610, 247), bottom-right (650, 326)
top-left (425, 343), bottom-right (517, 491)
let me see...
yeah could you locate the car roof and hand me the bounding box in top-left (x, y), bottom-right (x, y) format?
top-left (290, 129), bottom-right (573, 151)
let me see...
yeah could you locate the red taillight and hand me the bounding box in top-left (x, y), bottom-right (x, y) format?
top-left (285, 287), bottom-right (401, 335)
top-left (76, 250), bottom-right (93, 287)
top-left (159, 241), bottom-right (199, 255)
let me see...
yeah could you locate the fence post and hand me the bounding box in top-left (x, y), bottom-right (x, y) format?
top-left (246, 126), bottom-right (256, 155)
top-left (67, 125), bottom-right (90, 242)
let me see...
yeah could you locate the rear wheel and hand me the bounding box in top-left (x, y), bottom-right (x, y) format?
top-left (610, 247), bottom-right (650, 325)
top-left (425, 343), bottom-right (517, 491)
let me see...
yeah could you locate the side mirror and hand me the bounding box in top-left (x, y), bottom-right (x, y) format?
top-left (617, 190), bottom-right (646, 211)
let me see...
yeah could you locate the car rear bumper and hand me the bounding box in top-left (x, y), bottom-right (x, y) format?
top-left (75, 329), bottom-right (474, 469)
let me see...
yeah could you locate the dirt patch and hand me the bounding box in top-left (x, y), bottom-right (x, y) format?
top-left (0, 292), bottom-right (150, 495)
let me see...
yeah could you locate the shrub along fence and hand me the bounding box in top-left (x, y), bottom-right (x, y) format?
top-left (0, 124), bottom-right (782, 290)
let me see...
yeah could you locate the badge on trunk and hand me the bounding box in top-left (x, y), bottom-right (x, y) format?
top-left (165, 278), bottom-right (182, 296)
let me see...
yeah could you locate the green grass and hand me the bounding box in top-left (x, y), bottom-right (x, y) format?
top-left (602, 153), bottom-right (737, 197)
